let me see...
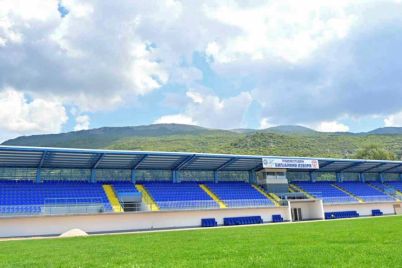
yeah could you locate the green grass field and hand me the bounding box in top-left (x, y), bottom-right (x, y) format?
top-left (1, 216), bottom-right (401, 267)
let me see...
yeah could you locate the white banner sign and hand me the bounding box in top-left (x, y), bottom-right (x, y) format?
top-left (262, 158), bottom-right (319, 169)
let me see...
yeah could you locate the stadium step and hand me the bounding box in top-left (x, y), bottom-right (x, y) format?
top-left (288, 187), bottom-right (295, 193)
top-left (368, 183), bottom-right (400, 201)
top-left (289, 184), bottom-right (315, 199)
top-left (199, 184), bottom-right (227, 208)
top-left (102, 185), bottom-right (124, 212)
top-left (331, 184), bottom-right (364, 203)
top-left (251, 185), bottom-right (280, 206)
top-left (269, 192), bottom-right (282, 202)
top-left (135, 184), bottom-right (160, 211)
top-left (384, 183), bottom-right (402, 197)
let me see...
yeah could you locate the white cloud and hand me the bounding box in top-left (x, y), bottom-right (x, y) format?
top-left (0, 0), bottom-right (186, 112)
top-left (126, 42), bottom-right (169, 96)
top-left (156, 89), bottom-right (252, 129)
top-left (74, 114), bottom-right (90, 131)
top-left (259, 118), bottom-right (273, 129)
top-left (0, 88), bottom-right (67, 138)
top-left (384, 111), bottom-right (402, 127)
top-left (186, 90), bottom-right (204, 104)
top-left (314, 121), bottom-right (350, 132)
top-left (1, 0), bottom-right (402, 135)
top-left (204, 1), bottom-right (356, 64)
top-left (154, 114), bottom-right (195, 125)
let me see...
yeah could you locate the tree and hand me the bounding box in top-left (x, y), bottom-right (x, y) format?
top-left (353, 144), bottom-right (397, 160)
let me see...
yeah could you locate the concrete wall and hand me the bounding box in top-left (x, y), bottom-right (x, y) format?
top-left (1, 201), bottom-right (399, 238)
top-left (324, 202), bottom-right (398, 216)
top-left (0, 206), bottom-right (289, 238)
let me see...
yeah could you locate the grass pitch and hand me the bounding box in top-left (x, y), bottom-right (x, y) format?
top-left (0, 216), bottom-right (401, 267)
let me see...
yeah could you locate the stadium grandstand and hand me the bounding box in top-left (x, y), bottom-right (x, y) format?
top-left (0, 145), bottom-right (401, 237)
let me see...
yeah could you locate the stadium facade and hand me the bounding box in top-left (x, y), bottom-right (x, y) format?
top-left (0, 145), bottom-right (401, 237)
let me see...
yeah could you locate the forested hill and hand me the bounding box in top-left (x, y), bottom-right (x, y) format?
top-left (2, 124), bottom-right (402, 159)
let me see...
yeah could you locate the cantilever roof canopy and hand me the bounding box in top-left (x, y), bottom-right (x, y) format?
top-left (0, 145), bottom-right (401, 173)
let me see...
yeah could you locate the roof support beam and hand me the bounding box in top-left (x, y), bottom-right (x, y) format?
top-left (89, 153), bottom-right (105, 183)
top-left (38, 151), bottom-right (48, 168)
top-left (251, 163), bottom-right (263, 172)
top-left (172, 154), bottom-right (197, 171)
top-left (216, 158), bottom-right (237, 171)
top-left (248, 170), bottom-right (256, 184)
top-left (380, 163), bottom-right (402, 173)
top-left (359, 173), bottom-right (365, 183)
top-left (172, 170), bottom-right (178, 183)
top-left (309, 171), bottom-right (316, 182)
top-left (131, 169), bottom-right (136, 184)
top-left (319, 161), bottom-right (335, 169)
top-left (379, 173), bottom-right (385, 183)
top-left (336, 172), bottom-right (343, 183)
top-left (90, 169), bottom-right (97, 183)
top-left (36, 151), bottom-right (48, 183)
top-left (213, 170), bottom-right (218, 183)
top-left (361, 163), bottom-right (388, 173)
top-left (338, 161), bottom-right (363, 172)
top-left (131, 154), bottom-right (148, 170)
top-left (92, 153), bottom-right (105, 169)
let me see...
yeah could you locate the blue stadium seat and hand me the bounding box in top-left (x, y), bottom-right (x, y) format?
top-left (205, 182), bottom-right (274, 208)
top-left (385, 182), bottom-right (402, 193)
top-left (107, 181), bottom-right (139, 200)
top-left (335, 182), bottom-right (395, 202)
top-left (293, 182), bottom-right (356, 203)
top-left (201, 218), bottom-right (217, 227)
top-left (223, 216), bottom-right (263, 226)
top-left (325, 210), bottom-right (359, 220)
top-left (371, 209), bottom-right (383, 216)
top-left (0, 180), bottom-right (113, 215)
top-left (142, 182), bottom-right (219, 210)
top-left (272, 214), bottom-right (284, 223)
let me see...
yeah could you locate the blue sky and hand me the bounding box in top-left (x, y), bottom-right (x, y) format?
top-left (0, 1), bottom-right (402, 141)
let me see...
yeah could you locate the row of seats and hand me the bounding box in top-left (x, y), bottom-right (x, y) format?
top-left (334, 182), bottom-right (394, 202)
top-left (293, 182), bottom-right (356, 203)
top-left (0, 181), bottom-right (112, 214)
top-left (325, 211), bottom-right (359, 219)
top-left (224, 216), bottom-right (263, 226)
top-left (201, 218), bottom-right (218, 227)
top-left (372, 209), bottom-right (383, 216)
top-left (142, 182), bottom-right (219, 210)
top-left (272, 214), bottom-right (284, 222)
top-left (142, 182), bottom-right (275, 210)
top-left (386, 182), bottom-right (402, 192)
top-left (108, 182), bottom-right (139, 200)
top-left (0, 180), bottom-right (276, 214)
top-left (205, 182), bottom-right (275, 207)
top-left (293, 182), bottom-right (397, 203)
top-left (201, 214), bottom-right (285, 227)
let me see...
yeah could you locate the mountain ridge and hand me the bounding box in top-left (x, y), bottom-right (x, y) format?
top-left (5, 123), bottom-right (402, 146)
top-left (2, 124), bottom-right (402, 159)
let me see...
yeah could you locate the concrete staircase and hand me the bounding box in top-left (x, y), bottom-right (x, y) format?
top-left (289, 184), bottom-right (314, 199)
top-left (135, 184), bottom-right (160, 211)
top-left (199, 184), bottom-right (227, 208)
top-left (102, 185), bottom-right (123, 212)
top-left (251, 185), bottom-right (280, 206)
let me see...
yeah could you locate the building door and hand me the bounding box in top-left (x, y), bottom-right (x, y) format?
top-left (292, 208), bottom-right (303, 221)
top-left (394, 204), bottom-right (401, 215)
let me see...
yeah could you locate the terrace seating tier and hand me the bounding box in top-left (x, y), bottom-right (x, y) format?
top-left (0, 180), bottom-right (112, 215)
top-left (335, 182), bottom-right (394, 202)
top-left (142, 182), bottom-right (219, 210)
top-left (292, 182), bottom-right (356, 203)
top-left (205, 182), bottom-right (275, 208)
